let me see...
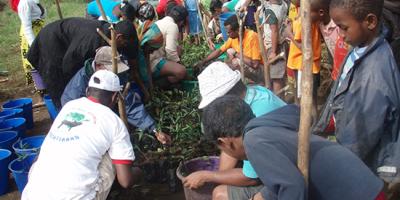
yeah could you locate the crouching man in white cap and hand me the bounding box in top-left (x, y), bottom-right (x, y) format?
top-left (183, 61), bottom-right (287, 200)
top-left (61, 46), bottom-right (171, 145)
top-left (22, 70), bottom-right (140, 200)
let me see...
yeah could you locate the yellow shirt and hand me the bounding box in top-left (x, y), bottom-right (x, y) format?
top-left (287, 19), bottom-right (321, 74)
top-left (288, 3), bottom-right (298, 22)
top-left (220, 29), bottom-right (262, 61)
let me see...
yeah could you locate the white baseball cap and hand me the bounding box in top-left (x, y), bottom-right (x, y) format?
top-left (197, 61), bottom-right (241, 109)
top-left (88, 70), bottom-right (122, 92)
top-left (94, 46), bottom-right (130, 74)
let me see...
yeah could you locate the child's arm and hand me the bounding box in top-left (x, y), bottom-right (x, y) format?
top-left (284, 19), bottom-right (302, 49)
top-left (269, 24), bottom-right (279, 59)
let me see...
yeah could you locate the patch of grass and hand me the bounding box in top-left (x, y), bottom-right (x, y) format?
top-left (0, 0), bottom-right (85, 88)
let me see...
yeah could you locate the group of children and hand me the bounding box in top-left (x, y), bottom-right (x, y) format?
top-left (12, 0), bottom-right (400, 198)
top-left (189, 0), bottom-right (400, 199)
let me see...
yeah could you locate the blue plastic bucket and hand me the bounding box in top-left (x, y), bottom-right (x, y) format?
top-left (2, 98), bottom-right (33, 129)
top-left (8, 154), bottom-right (37, 193)
top-left (0, 108), bottom-right (23, 123)
top-left (0, 149), bottom-right (11, 195)
top-left (43, 95), bottom-right (58, 120)
top-left (12, 135), bottom-right (45, 156)
top-left (0, 131), bottom-right (19, 151)
top-left (0, 118), bottom-right (26, 138)
top-left (219, 12), bottom-right (235, 41)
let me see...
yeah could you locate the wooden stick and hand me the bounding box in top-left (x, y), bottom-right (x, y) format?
top-left (254, 10), bottom-right (271, 88)
top-left (95, 0), bottom-right (108, 22)
top-left (196, 0), bottom-right (209, 42)
top-left (297, 0), bottom-right (314, 186)
top-left (111, 27), bottom-right (129, 127)
top-left (122, 82), bottom-right (131, 97)
top-left (97, 28), bottom-right (111, 45)
top-left (55, 0), bottom-right (63, 19)
top-left (237, 12), bottom-right (247, 82)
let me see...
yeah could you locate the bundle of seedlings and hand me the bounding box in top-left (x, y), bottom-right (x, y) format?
top-left (131, 88), bottom-right (218, 191)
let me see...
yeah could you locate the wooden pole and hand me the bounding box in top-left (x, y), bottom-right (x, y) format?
top-left (196, 0), bottom-right (209, 42)
top-left (95, 0), bottom-right (129, 127)
top-left (254, 10), bottom-right (271, 88)
top-left (55, 0), bottom-right (63, 19)
top-left (95, 0), bottom-right (108, 22)
top-left (237, 12), bottom-right (246, 82)
top-left (96, 29), bottom-right (111, 45)
top-left (297, 0), bottom-right (313, 185)
top-left (111, 27), bottom-right (129, 127)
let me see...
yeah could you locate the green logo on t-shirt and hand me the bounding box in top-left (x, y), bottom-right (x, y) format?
top-left (58, 112), bottom-right (88, 131)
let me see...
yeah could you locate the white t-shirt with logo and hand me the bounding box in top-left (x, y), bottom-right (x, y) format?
top-left (22, 97), bottom-right (134, 200)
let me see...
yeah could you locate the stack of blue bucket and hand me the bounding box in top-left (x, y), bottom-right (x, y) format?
top-left (0, 98), bottom-right (46, 195)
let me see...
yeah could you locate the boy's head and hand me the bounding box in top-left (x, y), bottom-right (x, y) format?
top-left (210, 0), bottom-right (222, 19)
top-left (167, 5), bottom-right (188, 26)
top-left (202, 95), bottom-right (255, 160)
top-left (330, 0), bottom-right (383, 47)
top-left (224, 15), bottom-right (239, 39)
top-left (114, 20), bottom-right (137, 49)
top-left (197, 61), bottom-right (242, 109)
top-left (310, 0), bottom-right (331, 24)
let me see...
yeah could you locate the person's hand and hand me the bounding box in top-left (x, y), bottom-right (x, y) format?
top-left (268, 52), bottom-right (277, 61)
top-left (235, 52), bottom-right (241, 58)
top-left (177, 46), bottom-right (183, 57)
top-left (239, 6), bottom-right (247, 13)
top-left (183, 171), bottom-right (213, 189)
top-left (284, 21), bottom-right (294, 41)
top-left (207, 39), bottom-right (216, 50)
top-left (155, 131), bottom-right (172, 145)
top-left (249, 192), bottom-right (265, 200)
top-left (216, 33), bottom-right (223, 42)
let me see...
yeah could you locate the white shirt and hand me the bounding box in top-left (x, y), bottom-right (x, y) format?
top-left (150, 16), bottom-right (180, 69)
top-left (22, 97), bottom-right (134, 200)
top-left (18, 0), bottom-right (45, 45)
top-left (261, 1), bottom-right (288, 48)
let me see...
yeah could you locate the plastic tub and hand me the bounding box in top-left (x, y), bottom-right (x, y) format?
top-left (30, 69), bottom-right (46, 90)
top-left (0, 108), bottom-right (23, 123)
top-left (8, 154), bottom-right (37, 193)
top-left (219, 12), bottom-right (235, 41)
top-left (2, 98), bottom-right (33, 129)
top-left (0, 149), bottom-right (11, 195)
top-left (0, 118), bottom-right (26, 138)
top-left (43, 95), bottom-right (58, 121)
top-left (12, 135), bottom-right (45, 156)
top-left (177, 156), bottom-right (220, 200)
top-left (0, 131), bottom-right (19, 151)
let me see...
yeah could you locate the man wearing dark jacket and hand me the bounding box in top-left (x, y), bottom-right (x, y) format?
top-left (27, 18), bottom-right (139, 108)
top-left (202, 95), bottom-right (385, 200)
top-left (61, 46), bottom-right (171, 144)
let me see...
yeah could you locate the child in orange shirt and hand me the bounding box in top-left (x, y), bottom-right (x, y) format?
top-left (286, 14), bottom-right (321, 99)
top-left (286, 0), bottom-right (321, 119)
